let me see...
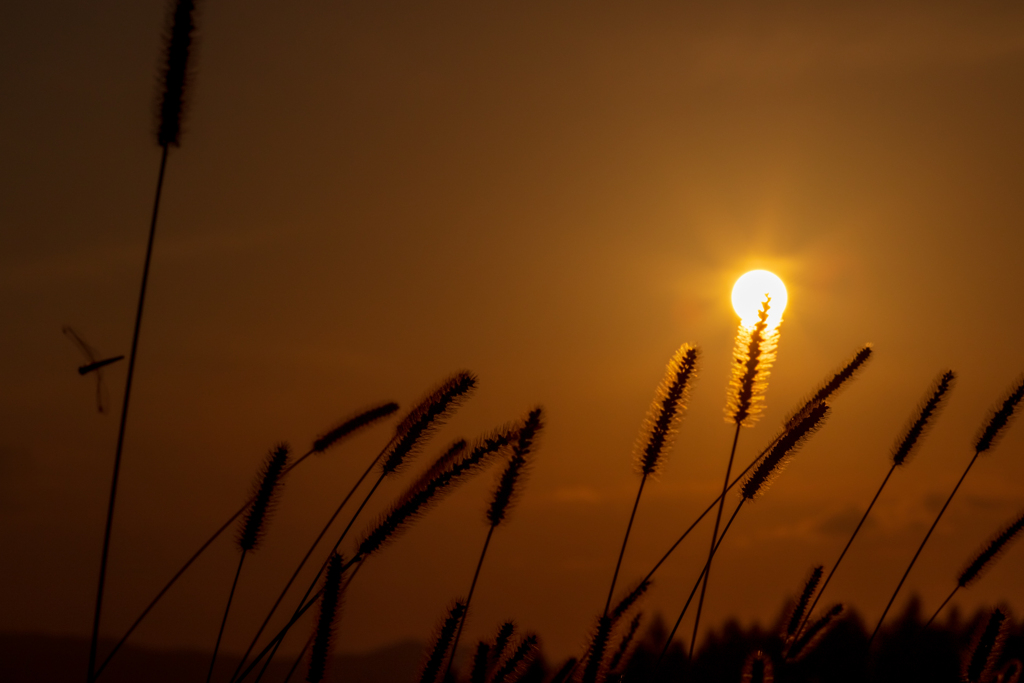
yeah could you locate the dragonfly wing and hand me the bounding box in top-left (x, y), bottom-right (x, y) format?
top-left (96, 372), bottom-right (110, 414)
top-left (63, 326), bottom-right (97, 364)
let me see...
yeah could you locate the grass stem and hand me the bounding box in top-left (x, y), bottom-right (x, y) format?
top-left (658, 499), bottom-right (745, 665)
top-left (87, 143), bottom-right (169, 683)
top-left (797, 462), bottom-right (896, 637)
top-left (689, 424), bottom-right (741, 656)
top-left (206, 552), bottom-right (248, 683)
top-left (868, 450), bottom-right (981, 645)
top-left (443, 524), bottom-right (496, 681)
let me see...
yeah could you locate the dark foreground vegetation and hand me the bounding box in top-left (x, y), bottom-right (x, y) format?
top-left (7, 601), bottom-right (1023, 683)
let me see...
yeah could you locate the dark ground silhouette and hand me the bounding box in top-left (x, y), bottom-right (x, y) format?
top-left (6, 600), bottom-right (1022, 683)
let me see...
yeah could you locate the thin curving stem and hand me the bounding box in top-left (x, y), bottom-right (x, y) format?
top-left (88, 143), bottom-right (169, 683)
top-left (868, 450), bottom-right (981, 646)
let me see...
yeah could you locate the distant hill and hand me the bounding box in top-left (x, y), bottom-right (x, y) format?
top-left (0, 632), bottom-right (424, 683)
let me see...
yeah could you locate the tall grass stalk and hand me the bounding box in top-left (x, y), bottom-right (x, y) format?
top-left (206, 445), bottom-right (289, 683)
top-left (283, 560), bottom-right (363, 683)
top-left (443, 409), bottom-right (544, 681)
top-left (206, 553), bottom-right (247, 683)
top-left (691, 298), bottom-right (778, 655)
top-left (869, 375), bottom-right (1024, 645)
top-left (86, 3), bottom-right (195, 681)
top-left (797, 371), bottom-right (954, 637)
top-left (602, 345), bottom-right (698, 623)
top-left (420, 602), bottom-right (468, 683)
top-left (926, 508), bottom-right (1024, 626)
top-left (657, 403), bottom-right (830, 664)
top-left (93, 403), bottom-right (397, 681)
top-left (304, 555), bottom-right (346, 683)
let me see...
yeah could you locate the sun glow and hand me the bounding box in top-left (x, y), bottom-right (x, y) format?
top-left (732, 270), bottom-right (787, 328)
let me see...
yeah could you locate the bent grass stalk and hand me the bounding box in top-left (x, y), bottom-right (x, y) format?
top-left (691, 298), bottom-right (777, 656)
top-left (797, 371), bottom-right (954, 638)
top-left (87, 4), bottom-right (195, 681)
top-left (420, 602), bottom-right (468, 683)
top-left (869, 375), bottom-right (1024, 645)
top-left (283, 559), bottom-right (364, 683)
top-left (602, 345), bottom-right (698, 621)
top-left (926, 508), bottom-right (1024, 626)
top-left (443, 409), bottom-right (544, 681)
top-left (95, 403), bottom-right (397, 680)
top-left (206, 445), bottom-right (289, 683)
top-left (304, 555), bottom-right (346, 683)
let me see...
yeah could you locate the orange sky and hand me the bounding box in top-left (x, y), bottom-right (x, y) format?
top-left (4, 0), bottom-right (1024, 664)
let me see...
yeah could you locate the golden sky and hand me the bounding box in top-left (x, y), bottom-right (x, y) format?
top-left (4, 0), bottom-right (1024, 663)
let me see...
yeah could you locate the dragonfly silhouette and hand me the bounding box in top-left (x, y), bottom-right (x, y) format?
top-left (63, 326), bottom-right (125, 414)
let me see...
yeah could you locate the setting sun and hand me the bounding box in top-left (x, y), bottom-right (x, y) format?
top-left (731, 270), bottom-right (788, 327)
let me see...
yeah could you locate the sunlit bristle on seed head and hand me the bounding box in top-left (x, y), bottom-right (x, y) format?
top-left (964, 609), bottom-right (1008, 683)
top-left (726, 296), bottom-right (780, 426)
top-left (732, 270), bottom-right (787, 329)
top-left (742, 650), bottom-right (774, 683)
top-left (634, 344), bottom-right (700, 477)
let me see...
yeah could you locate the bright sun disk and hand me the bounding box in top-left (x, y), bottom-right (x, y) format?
top-left (732, 270), bottom-right (787, 328)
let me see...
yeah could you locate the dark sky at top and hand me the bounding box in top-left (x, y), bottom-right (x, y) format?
top-left (4, 0), bottom-right (1024, 662)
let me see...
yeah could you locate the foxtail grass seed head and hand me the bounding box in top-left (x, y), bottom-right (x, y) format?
top-left (786, 604), bottom-right (843, 662)
top-left (237, 444), bottom-right (289, 552)
top-left (582, 617), bottom-right (613, 683)
top-left (419, 601), bottom-right (467, 683)
top-left (312, 402), bottom-right (400, 454)
top-left (742, 650), bottom-right (775, 683)
top-left (997, 659), bottom-right (1023, 683)
top-left (486, 408), bottom-right (543, 527)
top-left (892, 371), bottom-right (956, 466)
top-left (742, 403), bottom-right (830, 500)
top-left (964, 609), bottom-right (1008, 683)
top-left (490, 621), bottom-right (516, 670)
top-left (975, 376), bottom-right (1024, 454)
top-left (607, 612), bottom-right (643, 673)
top-left (783, 345), bottom-right (873, 432)
top-left (492, 634), bottom-right (538, 683)
top-left (306, 554), bottom-right (346, 683)
top-left (156, 0), bottom-right (196, 147)
top-left (727, 297), bottom-right (779, 426)
top-left (634, 344), bottom-right (700, 476)
top-left (610, 580), bottom-right (650, 624)
top-left (786, 566), bottom-right (824, 638)
top-left (549, 658), bottom-right (578, 683)
top-left (469, 642), bottom-right (490, 683)
top-left (357, 440), bottom-right (470, 558)
top-left (959, 509), bottom-right (1024, 588)
top-left (381, 371), bottom-right (477, 476)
